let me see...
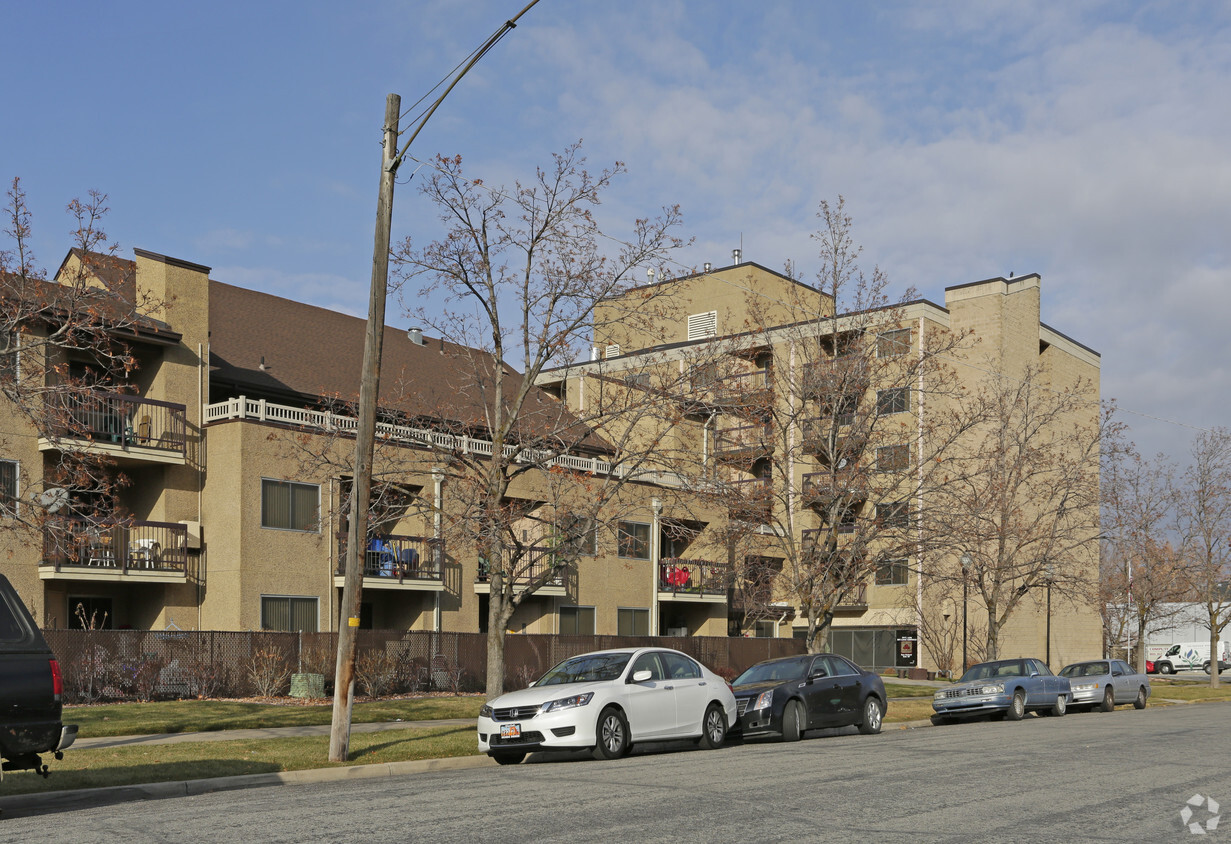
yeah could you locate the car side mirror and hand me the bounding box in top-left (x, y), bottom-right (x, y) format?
top-left (631, 669), bottom-right (652, 683)
top-left (809, 669), bottom-right (827, 679)
top-left (1030, 672), bottom-right (1039, 678)
top-left (526, 680), bottom-right (536, 687)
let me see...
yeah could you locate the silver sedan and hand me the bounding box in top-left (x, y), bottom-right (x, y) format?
top-left (1058, 659), bottom-right (1150, 711)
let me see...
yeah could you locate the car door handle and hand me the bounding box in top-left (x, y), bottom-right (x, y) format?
top-left (699, 681), bottom-right (707, 686)
top-left (664, 685), bottom-right (674, 691)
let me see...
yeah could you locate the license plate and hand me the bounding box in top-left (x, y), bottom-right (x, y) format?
top-left (500, 723), bottom-right (521, 740)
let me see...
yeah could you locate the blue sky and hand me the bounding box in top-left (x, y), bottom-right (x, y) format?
top-left (4, 0), bottom-right (1230, 462)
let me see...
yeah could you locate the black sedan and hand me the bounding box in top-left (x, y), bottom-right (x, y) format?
top-left (730, 653), bottom-right (887, 741)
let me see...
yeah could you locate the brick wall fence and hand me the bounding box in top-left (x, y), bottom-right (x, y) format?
top-left (45, 629), bottom-right (805, 704)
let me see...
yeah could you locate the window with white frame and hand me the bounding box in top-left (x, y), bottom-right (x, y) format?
top-left (877, 328), bottom-right (911, 358)
top-left (875, 558), bottom-right (909, 586)
top-left (877, 444), bottom-right (909, 472)
top-left (876, 387), bottom-right (909, 415)
top-left (876, 501), bottom-right (909, 528)
top-left (617, 521), bottom-right (650, 559)
top-left (687, 310), bottom-right (718, 341)
top-left (261, 479), bottom-right (319, 532)
top-left (260, 595), bottom-right (319, 631)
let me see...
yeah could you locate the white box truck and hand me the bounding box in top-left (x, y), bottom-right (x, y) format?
top-left (1154, 641), bottom-right (1230, 674)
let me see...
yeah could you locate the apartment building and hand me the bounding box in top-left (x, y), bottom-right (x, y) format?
top-left (1, 249), bottom-right (1103, 671)
top-left (536, 261), bottom-right (1105, 671)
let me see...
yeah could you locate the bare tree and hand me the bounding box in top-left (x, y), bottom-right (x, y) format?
top-left (1172, 428), bottom-right (1231, 688)
top-left (0, 178), bottom-right (159, 543)
top-left (391, 144), bottom-right (692, 696)
top-left (931, 368), bottom-right (1107, 661)
top-left (715, 198), bottom-right (977, 653)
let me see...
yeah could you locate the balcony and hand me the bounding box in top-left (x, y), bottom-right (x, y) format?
top-left (801, 470), bottom-right (867, 509)
top-left (713, 422), bottom-right (773, 465)
top-left (835, 582), bottom-right (869, 610)
top-left (681, 369), bottom-right (772, 418)
top-left (40, 517), bottom-right (191, 582)
top-left (335, 535), bottom-right (444, 592)
top-left (800, 359), bottom-right (868, 402)
top-left (800, 420), bottom-right (866, 463)
top-left (725, 477), bottom-right (774, 523)
top-left (475, 546), bottom-right (567, 597)
top-left (40, 391), bottom-right (188, 465)
top-left (658, 558), bottom-right (731, 603)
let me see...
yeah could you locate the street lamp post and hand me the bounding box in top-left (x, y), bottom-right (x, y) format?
top-left (960, 553), bottom-right (972, 672)
top-left (1044, 562), bottom-right (1055, 667)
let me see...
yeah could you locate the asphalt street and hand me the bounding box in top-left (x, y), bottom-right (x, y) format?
top-left (4, 700), bottom-right (1230, 842)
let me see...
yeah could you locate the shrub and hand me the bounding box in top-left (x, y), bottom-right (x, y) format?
top-left (246, 645), bottom-right (292, 697)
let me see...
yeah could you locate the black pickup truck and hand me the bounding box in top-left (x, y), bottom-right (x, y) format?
top-left (0, 574), bottom-right (76, 778)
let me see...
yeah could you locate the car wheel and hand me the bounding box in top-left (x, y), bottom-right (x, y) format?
top-left (781, 700), bottom-right (803, 743)
top-left (1099, 687), bottom-right (1115, 712)
top-left (930, 714), bottom-right (954, 726)
top-left (1006, 690), bottom-right (1026, 721)
top-left (1134, 686), bottom-right (1148, 709)
top-left (1050, 694), bottom-right (1067, 717)
top-left (697, 703), bottom-right (727, 749)
top-left (858, 696), bottom-right (884, 735)
top-left (1203, 661), bottom-right (1212, 675)
top-left (492, 752), bottom-right (525, 766)
top-left (593, 707), bottom-right (630, 760)
top-left (1159, 662), bottom-right (1174, 675)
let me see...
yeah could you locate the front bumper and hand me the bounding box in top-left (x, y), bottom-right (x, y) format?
top-left (477, 709), bottom-right (597, 755)
top-left (734, 706), bottom-right (779, 737)
top-left (932, 692), bottom-right (1013, 717)
top-left (1069, 686), bottom-right (1103, 705)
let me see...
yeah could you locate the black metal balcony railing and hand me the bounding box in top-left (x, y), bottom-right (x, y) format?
top-left (800, 420), bottom-right (866, 459)
top-left (41, 516), bottom-right (189, 574)
top-left (714, 423), bottom-right (773, 461)
top-left (337, 535), bottom-right (442, 583)
top-left (800, 360), bottom-right (868, 401)
top-left (801, 471), bottom-right (867, 508)
top-left (475, 546), bottom-right (565, 589)
top-left (837, 583), bottom-right (869, 608)
top-left (659, 558), bottom-right (731, 597)
top-left (725, 477), bottom-right (774, 522)
top-left (44, 391), bottom-right (188, 456)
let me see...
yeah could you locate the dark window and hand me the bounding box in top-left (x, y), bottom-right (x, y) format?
top-left (824, 655), bottom-right (859, 676)
top-left (625, 373), bottom-right (651, 389)
top-left (875, 558), bottom-right (909, 586)
top-left (662, 652), bottom-right (702, 679)
top-left (559, 605), bottom-right (595, 636)
top-left (631, 652), bottom-right (666, 680)
top-left (261, 479), bottom-right (319, 532)
top-left (877, 501), bottom-right (909, 528)
top-left (877, 328), bottom-right (911, 358)
top-left (618, 521), bottom-right (650, 559)
top-left (877, 445), bottom-right (909, 472)
top-left (0, 460), bottom-right (16, 516)
top-left (618, 607), bottom-right (649, 636)
top-left (70, 596), bottom-right (113, 630)
top-left (261, 596), bottom-right (319, 631)
top-left (0, 592), bottom-right (25, 641)
top-left (876, 388), bottom-right (909, 415)
top-left (753, 620), bottom-right (777, 638)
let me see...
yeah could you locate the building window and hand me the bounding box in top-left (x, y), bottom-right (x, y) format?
top-left (560, 605), bottom-right (595, 636)
top-left (875, 558), bottom-right (909, 586)
top-left (877, 328), bottom-right (911, 358)
top-left (618, 521), bottom-right (650, 559)
top-left (618, 607), bottom-right (649, 636)
top-left (877, 445), bottom-right (909, 472)
top-left (0, 460), bottom-right (16, 517)
top-left (876, 388), bottom-right (909, 415)
top-left (754, 620), bottom-right (777, 638)
top-left (625, 372), bottom-right (651, 389)
top-left (69, 596), bottom-right (114, 629)
top-left (261, 596), bottom-right (319, 632)
top-left (823, 394), bottom-right (858, 427)
top-left (877, 501), bottom-right (909, 528)
top-left (687, 310), bottom-right (718, 340)
top-left (261, 479), bottom-right (319, 532)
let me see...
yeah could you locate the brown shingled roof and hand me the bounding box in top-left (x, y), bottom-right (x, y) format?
top-left (207, 281), bottom-right (610, 453)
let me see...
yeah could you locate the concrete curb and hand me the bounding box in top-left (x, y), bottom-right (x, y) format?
top-left (0, 754), bottom-right (496, 817)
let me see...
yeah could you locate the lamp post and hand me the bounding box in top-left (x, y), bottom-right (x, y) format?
top-left (1044, 562), bottom-right (1055, 667)
top-left (960, 553), bottom-right (972, 672)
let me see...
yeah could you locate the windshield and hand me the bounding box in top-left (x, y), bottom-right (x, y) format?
top-left (959, 661), bottom-right (1023, 683)
top-left (537, 652), bottom-right (633, 686)
top-left (734, 659), bottom-right (807, 685)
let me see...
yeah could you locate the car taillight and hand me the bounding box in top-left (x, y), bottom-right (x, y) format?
top-left (50, 658), bottom-right (64, 697)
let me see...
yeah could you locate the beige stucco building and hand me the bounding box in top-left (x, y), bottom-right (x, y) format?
top-left (0, 251), bottom-right (1103, 672)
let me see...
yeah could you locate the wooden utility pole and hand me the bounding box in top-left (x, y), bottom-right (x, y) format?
top-left (330, 93), bottom-right (400, 763)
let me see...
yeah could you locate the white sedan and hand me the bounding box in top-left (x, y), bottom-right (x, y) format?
top-left (477, 647), bottom-right (738, 764)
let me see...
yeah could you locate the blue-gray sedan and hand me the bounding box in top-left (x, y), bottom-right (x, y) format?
top-left (1059, 659), bottom-right (1149, 711)
top-left (932, 658), bottom-right (1071, 723)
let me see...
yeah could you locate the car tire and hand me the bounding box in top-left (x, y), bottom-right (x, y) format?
top-left (930, 714), bottom-right (953, 726)
top-left (858, 696), bottom-right (884, 735)
top-left (697, 703), bottom-right (727, 749)
top-left (781, 700), bottom-right (803, 743)
top-left (1050, 694), bottom-right (1067, 717)
top-left (492, 752), bottom-right (526, 766)
top-left (1134, 686), bottom-right (1148, 709)
top-left (1159, 662), bottom-right (1174, 675)
top-left (1099, 687), bottom-right (1115, 712)
top-left (1006, 690), bottom-right (1026, 721)
top-left (593, 707), bottom-right (630, 760)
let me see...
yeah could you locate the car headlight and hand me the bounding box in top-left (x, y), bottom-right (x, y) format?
top-left (934, 690), bottom-right (946, 700)
top-left (751, 691), bottom-right (774, 711)
top-left (1071, 682), bottom-right (1097, 692)
top-left (479, 703), bottom-right (493, 718)
top-left (540, 692), bottom-right (594, 714)
top-left (980, 684), bottom-right (1005, 695)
